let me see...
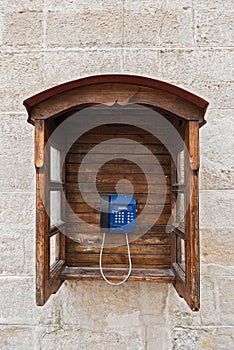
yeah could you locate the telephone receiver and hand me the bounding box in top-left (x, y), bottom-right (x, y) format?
top-left (99, 194), bottom-right (136, 285)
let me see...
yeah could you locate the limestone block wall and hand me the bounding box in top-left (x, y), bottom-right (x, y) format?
top-left (0, 1), bottom-right (233, 349)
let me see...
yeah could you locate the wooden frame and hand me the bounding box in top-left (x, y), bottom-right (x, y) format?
top-left (24, 74), bottom-right (208, 309)
top-left (34, 120), bottom-right (65, 305)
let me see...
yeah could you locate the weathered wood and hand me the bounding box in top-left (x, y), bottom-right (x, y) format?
top-left (35, 120), bottom-right (66, 306)
top-left (66, 183), bottom-right (171, 194)
top-left (34, 120), bottom-right (45, 168)
top-left (65, 232), bottom-right (172, 246)
top-left (59, 266), bottom-right (175, 283)
top-left (49, 260), bottom-right (65, 295)
top-left (66, 212), bottom-right (171, 225)
top-left (69, 132), bottom-right (169, 144)
top-left (66, 162), bottom-right (171, 175)
top-left (66, 192), bottom-right (171, 205)
top-left (66, 223), bottom-right (171, 234)
top-left (68, 203), bottom-right (171, 214)
top-left (66, 243), bottom-right (171, 256)
top-left (66, 153), bottom-right (171, 165)
top-left (66, 253), bottom-right (171, 267)
top-left (25, 75), bottom-right (206, 309)
top-left (69, 143), bottom-right (169, 155)
top-left (49, 222), bottom-right (66, 237)
top-left (171, 147), bottom-right (187, 302)
top-left (184, 121), bottom-right (200, 311)
top-left (35, 120), bottom-right (50, 305)
top-left (25, 80), bottom-right (207, 124)
top-left (66, 173), bottom-right (170, 185)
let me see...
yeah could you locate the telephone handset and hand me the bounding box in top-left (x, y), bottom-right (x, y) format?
top-left (99, 194), bottom-right (136, 285)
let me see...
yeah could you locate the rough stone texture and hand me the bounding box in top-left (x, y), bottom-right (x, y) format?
top-left (200, 109), bottom-right (234, 190)
top-left (0, 0), bottom-right (233, 349)
top-left (195, 10), bottom-right (234, 46)
top-left (39, 326), bottom-right (146, 350)
top-left (47, 0), bottom-right (122, 12)
top-left (0, 53), bottom-right (43, 112)
top-left (2, 12), bottom-right (43, 48)
top-left (160, 49), bottom-right (233, 83)
top-left (200, 190), bottom-right (234, 229)
top-left (0, 149), bottom-right (35, 192)
top-left (123, 49), bottom-right (160, 76)
top-left (43, 50), bottom-right (122, 86)
top-left (123, 6), bottom-right (194, 47)
top-left (46, 11), bottom-right (123, 48)
top-left (0, 327), bottom-right (35, 350)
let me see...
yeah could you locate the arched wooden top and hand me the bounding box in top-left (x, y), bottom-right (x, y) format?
top-left (23, 74), bottom-right (208, 126)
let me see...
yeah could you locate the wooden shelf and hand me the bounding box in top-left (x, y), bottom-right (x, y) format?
top-left (59, 266), bottom-right (175, 283)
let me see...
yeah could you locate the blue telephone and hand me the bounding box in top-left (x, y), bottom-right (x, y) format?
top-left (100, 194), bottom-right (136, 233)
top-left (99, 194), bottom-right (136, 285)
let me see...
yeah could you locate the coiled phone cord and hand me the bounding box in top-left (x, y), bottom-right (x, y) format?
top-left (99, 232), bottom-right (132, 286)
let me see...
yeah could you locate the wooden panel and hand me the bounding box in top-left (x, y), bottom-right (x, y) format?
top-left (66, 162), bottom-right (171, 175)
top-left (59, 266), bottom-right (175, 283)
top-left (67, 212), bottom-right (171, 225)
top-left (66, 183), bottom-right (171, 194)
top-left (66, 154), bottom-right (171, 165)
top-left (65, 231), bottom-right (172, 246)
top-left (65, 124), bottom-right (172, 270)
top-left (66, 192), bottom-right (171, 205)
top-left (35, 120), bottom-right (50, 305)
top-left (35, 120), bottom-right (65, 306)
top-left (66, 254), bottom-right (171, 268)
top-left (26, 81), bottom-right (207, 124)
top-left (184, 121), bottom-right (200, 311)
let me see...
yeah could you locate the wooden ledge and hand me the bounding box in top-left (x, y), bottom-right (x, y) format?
top-left (59, 266), bottom-right (175, 283)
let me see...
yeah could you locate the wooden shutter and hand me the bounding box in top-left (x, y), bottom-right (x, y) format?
top-left (172, 121), bottom-right (200, 311)
top-left (184, 121), bottom-right (200, 310)
top-left (35, 120), bottom-right (65, 306)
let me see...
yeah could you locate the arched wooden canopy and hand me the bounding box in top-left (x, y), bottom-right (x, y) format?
top-left (24, 74), bottom-right (208, 126)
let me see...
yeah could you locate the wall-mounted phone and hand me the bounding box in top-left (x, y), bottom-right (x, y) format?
top-left (99, 194), bottom-right (136, 285)
top-left (100, 194), bottom-right (136, 233)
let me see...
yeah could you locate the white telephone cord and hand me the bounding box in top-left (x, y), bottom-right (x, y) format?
top-left (99, 232), bottom-right (132, 286)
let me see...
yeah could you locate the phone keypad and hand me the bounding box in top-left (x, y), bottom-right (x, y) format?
top-left (114, 211), bottom-right (134, 225)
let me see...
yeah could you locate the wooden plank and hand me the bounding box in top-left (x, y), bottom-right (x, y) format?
top-left (184, 121), bottom-right (200, 311)
top-left (66, 212), bottom-right (171, 225)
top-left (68, 203), bottom-right (171, 214)
top-left (66, 253), bottom-right (171, 266)
top-left (65, 232), bottom-right (172, 246)
top-left (69, 143), bottom-right (169, 155)
top-left (28, 83), bottom-right (205, 123)
top-left (66, 163), bottom-right (171, 175)
top-left (49, 222), bottom-right (66, 237)
top-left (66, 192), bottom-right (171, 205)
top-left (59, 266), bottom-right (175, 283)
top-left (171, 148), bottom-right (187, 302)
top-left (66, 223), bottom-right (171, 234)
top-left (35, 120), bottom-right (45, 168)
top-left (66, 243), bottom-right (171, 256)
top-left (66, 173), bottom-right (170, 185)
top-left (35, 120), bottom-right (66, 305)
top-left (69, 132), bottom-right (169, 144)
top-left (64, 122), bottom-right (172, 275)
top-left (49, 260), bottom-right (65, 295)
top-left (35, 120), bottom-right (50, 305)
top-left (66, 183), bottom-right (171, 194)
top-left (66, 154), bottom-right (171, 165)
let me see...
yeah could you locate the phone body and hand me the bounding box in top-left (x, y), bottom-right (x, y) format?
top-left (100, 194), bottom-right (136, 233)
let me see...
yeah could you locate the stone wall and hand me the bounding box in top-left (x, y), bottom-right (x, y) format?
top-left (0, 1), bottom-right (233, 349)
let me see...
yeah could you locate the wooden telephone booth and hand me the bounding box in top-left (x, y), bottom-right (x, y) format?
top-left (24, 74), bottom-right (208, 310)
